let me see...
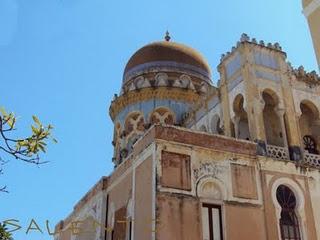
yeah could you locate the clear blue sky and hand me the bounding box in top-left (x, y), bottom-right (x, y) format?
top-left (0, 0), bottom-right (318, 239)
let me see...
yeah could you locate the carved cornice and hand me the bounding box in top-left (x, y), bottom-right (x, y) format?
top-left (109, 87), bottom-right (200, 120)
top-left (123, 61), bottom-right (211, 84)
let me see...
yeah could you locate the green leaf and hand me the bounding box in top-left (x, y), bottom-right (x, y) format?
top-left (52, 138), bottom-right (58, 143)
top-left (0, 107), bottom-right (7, 116)
top-left (32, 115), bottom-right (41, 126)
top-left (31, 125), bottom-right (38, 134)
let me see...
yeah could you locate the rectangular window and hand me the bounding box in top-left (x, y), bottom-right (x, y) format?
top-left (202, 204), bottom-right (223, 240)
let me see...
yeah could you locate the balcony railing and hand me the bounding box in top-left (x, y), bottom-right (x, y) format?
top-left (304, 152), bottom-right (320, 168)
top-left (266, 144), bottom-right (289, 160)
top-left (265, 145), bottom-right (320, 168)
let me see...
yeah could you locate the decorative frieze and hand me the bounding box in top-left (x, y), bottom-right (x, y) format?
top-left (109, 87), bottom-right (200, 120)
top-left (193, 163), bottom-right (227, 180)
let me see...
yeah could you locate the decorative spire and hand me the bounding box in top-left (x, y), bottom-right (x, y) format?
top-left (164, 31), bottom-right (171, 42)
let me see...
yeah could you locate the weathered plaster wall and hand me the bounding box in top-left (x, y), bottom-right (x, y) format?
top-left (134, 156), bottom-right (153, 240)
top-left (156, 193), bottom-right (202, 240)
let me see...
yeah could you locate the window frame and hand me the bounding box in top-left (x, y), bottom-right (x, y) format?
top-left (202, 203), bottom-right (224, 240)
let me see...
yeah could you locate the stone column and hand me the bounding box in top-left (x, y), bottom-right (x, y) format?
top-left (232, 116), bottom-right (240, 138)
top-left (218, 65), bottom-right (232, 137)
top-left (275, 108), bottom-right (289, 148)
top-left (279, 57), bottom-right (303, 161)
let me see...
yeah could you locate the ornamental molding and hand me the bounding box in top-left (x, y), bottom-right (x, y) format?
top-left (123, 61), bottom-right (211, 84)
top-left (193, 163), bottom-right (227, 181)
top-left (109, 87), bottom-right (200, 120)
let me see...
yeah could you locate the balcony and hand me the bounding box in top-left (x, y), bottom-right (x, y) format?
top-left (303, 152), bottom-right (320, 168)
top-left (266, 144), bottom-right (289, 161)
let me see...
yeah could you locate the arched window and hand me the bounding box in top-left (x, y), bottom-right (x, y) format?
top-left (276, 185), bottom-right (301, 240)
top-left (299, 101), bottom-right (320, 154)
top-left (303, 135), bottom-right (318, 154)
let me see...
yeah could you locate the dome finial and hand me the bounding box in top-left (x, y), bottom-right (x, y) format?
top-left (164, 30), bottom-right (171, 42)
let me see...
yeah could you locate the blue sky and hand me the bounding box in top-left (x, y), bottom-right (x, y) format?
top-left (0, 0), bottom-right (318, 239)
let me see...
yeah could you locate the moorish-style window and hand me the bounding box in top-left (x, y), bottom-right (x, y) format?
top-left (303, 135), bottom-right (318, 154)
top-left (276, 185), bottom-right (301, 240)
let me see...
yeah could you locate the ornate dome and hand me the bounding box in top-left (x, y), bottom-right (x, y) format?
top-left (123, 40), bottom-right (211, 83)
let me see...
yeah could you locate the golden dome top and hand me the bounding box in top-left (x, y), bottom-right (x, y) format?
top-left (123, 40), bottom-right (211, 80)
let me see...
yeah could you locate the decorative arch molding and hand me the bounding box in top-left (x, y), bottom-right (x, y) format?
top-left (292, 91), bottom-right (320, 118)
top-left (232, 94), bottom-right (247, 113)
top-left (299, 99), bottom-right (320, 119)
top-left (124, 111), bottom-right (145, 137)
top-left (228, 81), bottom-right (246, 119)
top-left (196, 176), bottom-right (227, 201)
top-left (155, 72), bottom-right (169, 87)
top-left (229, 92), bottom-right (247, 119)
top-left (149, 107), bottom-right (176, 125)
top-left (261, 87), bottom-right (284, 109)
top-left (135, 76), bottom-right (151, 89)
top-left (270, 177), bottom-right (307, 240)
top-left (179, 74), bottom-right (192, 88)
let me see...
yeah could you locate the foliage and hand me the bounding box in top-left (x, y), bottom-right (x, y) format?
top-left (0, 223), bottom-right (13, 240)
top-left (0, 107), bottom-right (56, 192)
